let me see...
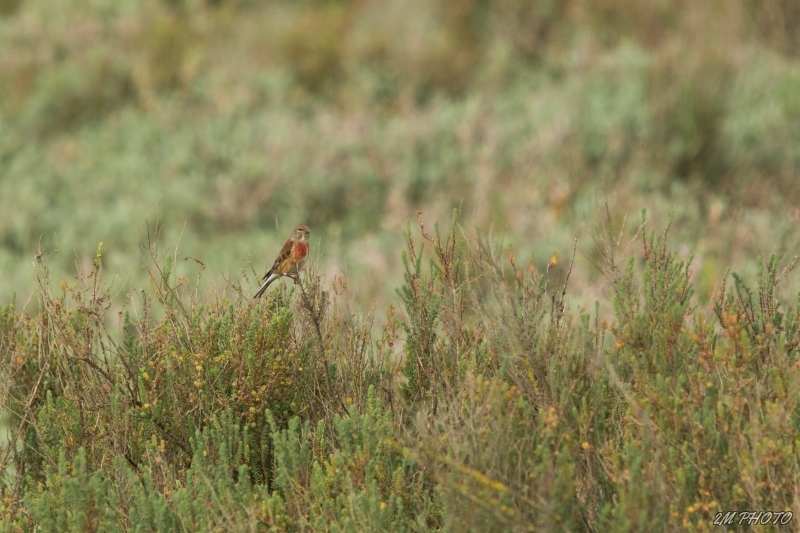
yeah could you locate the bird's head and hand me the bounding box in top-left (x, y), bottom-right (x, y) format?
top-left (293, 224), bottom-right (310, 241)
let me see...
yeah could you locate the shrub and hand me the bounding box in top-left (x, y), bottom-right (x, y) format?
top-left (1, 212), bottom-right (799, 531)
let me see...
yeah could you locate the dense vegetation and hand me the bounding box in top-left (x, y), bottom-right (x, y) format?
top-left (1, 212), bottom-right (799, 531)
top-left (2, 0), bottom-right (800, 530)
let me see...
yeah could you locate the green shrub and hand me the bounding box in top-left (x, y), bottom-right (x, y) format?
top-left (2, 209), bottom-right (800, 532)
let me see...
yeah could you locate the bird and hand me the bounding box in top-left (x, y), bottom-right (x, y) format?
top-left (253, 224), bottom-right (310, 299)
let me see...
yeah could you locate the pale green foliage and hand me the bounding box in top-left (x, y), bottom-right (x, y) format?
top-left (1, 212), bottom-right (800, 531)
top-left (1, 0), bottom-right (800, 309)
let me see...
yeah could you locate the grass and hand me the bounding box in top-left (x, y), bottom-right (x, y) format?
top-left (2, 0), bottom-right (800, 530)
top-left (0, 212), bottom-right (799, 531)
top-left (0, 0), bottom-right (799, 312)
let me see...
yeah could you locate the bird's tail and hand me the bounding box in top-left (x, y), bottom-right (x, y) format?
top-left (253, 274), bottom-right (279, 299)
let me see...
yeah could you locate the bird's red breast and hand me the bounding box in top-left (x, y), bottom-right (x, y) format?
top-left (292, 241), bottom-right (309, 260)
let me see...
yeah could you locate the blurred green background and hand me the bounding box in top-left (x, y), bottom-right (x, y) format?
top-left (1, 0), bottom-right (800, 310)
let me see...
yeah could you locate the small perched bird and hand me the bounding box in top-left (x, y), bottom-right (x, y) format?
top-left (254, 224), bottom-right (310, 299)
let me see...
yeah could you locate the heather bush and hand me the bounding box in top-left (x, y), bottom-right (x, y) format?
top-left (2, 212), bottom-right (799, 531)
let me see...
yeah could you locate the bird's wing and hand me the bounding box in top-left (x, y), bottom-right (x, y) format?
top-left (263, 238), bottom-right (294, 280)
